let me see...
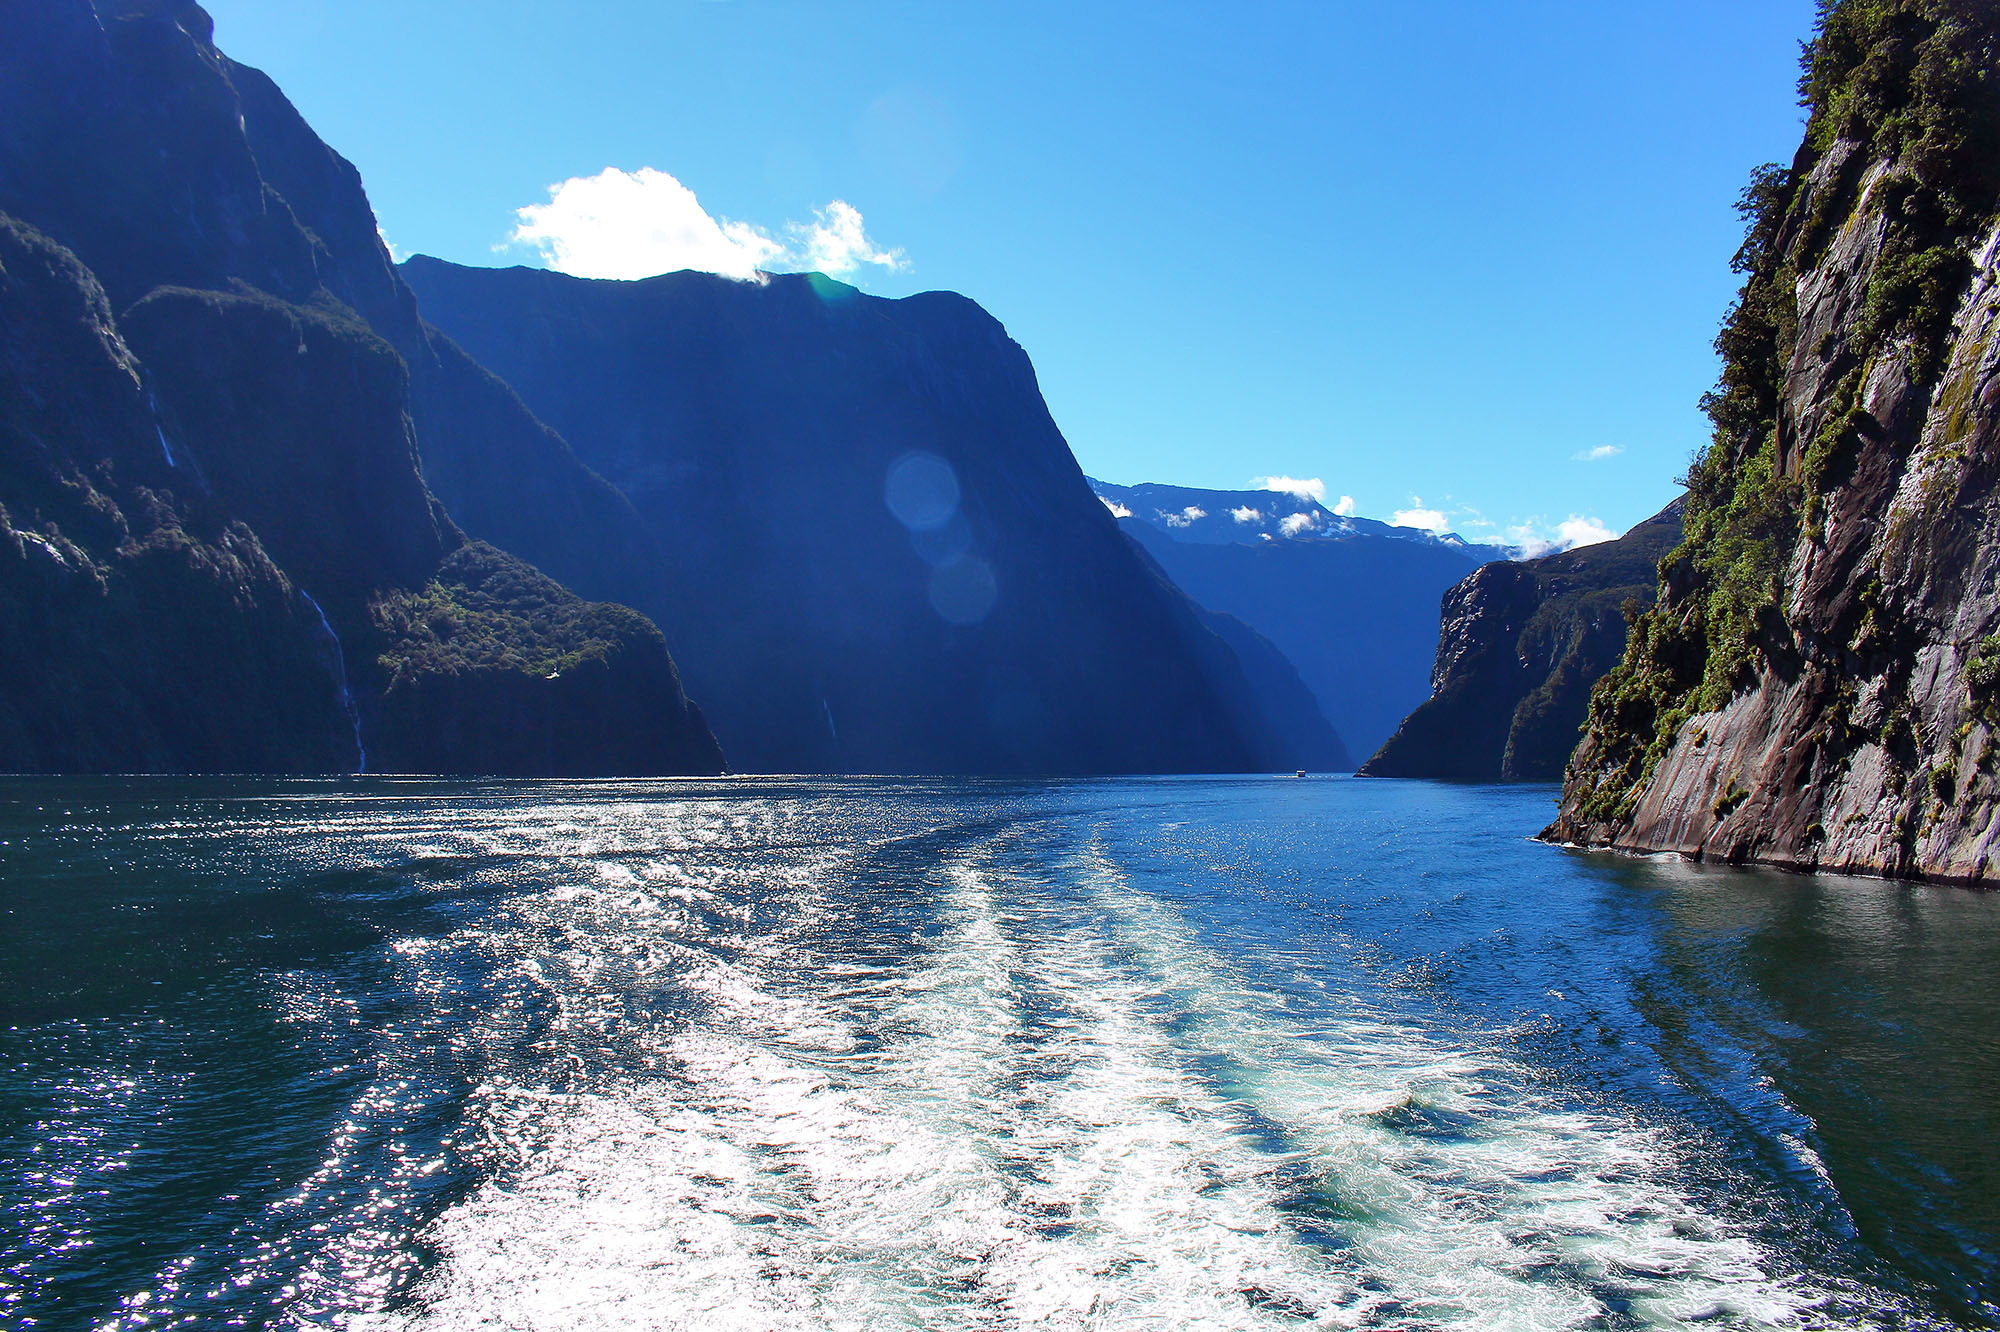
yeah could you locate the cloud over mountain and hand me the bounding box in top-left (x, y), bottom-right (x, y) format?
top-left (512, 168), bottom-right (904, 282)
top-left (1257, 476), bottom-right (1326, 503)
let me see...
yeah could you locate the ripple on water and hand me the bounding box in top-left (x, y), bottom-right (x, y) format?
top-left (356, 823), bottom-right (1882, 1331)
top-left (0, 780), bottom-right (1966, 1332)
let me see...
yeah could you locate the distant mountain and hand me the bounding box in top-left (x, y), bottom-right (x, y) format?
top-left (1094, 481), bottom-right (1493, 761)
top-left (1360, 499), bottom-right (1684, 783)
top-left (1121, 544), bottom-right (1353, 772)
top-left (1199, 609), bottom-right (1355, 772)
top-left (1094, 479), bottom-right (1514, 560)
top-left (403, 258), bottom-right (1319, 775)
top-left (0, 0), bottom-right (722, 774)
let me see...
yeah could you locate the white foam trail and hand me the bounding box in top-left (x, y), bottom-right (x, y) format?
top-left (347, 813), bottom-right (1871, 1331)
top-left (1071, 845), bottom-right (1836, 1330)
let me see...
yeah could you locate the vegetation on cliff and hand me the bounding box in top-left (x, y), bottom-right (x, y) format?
top-left (362, 543), bottom-right (724, 776)
top-left (1555, 0), bottom-right (2000, 879)
top-left (1362, 500), bottom-right (1683, 784)
top-left (0, 214), bottom-right (353, 772)
top-left (0, 1), bottom-right (724, 775)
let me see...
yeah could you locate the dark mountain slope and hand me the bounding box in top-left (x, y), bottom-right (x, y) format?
top-left (1117, 518), bottom-right (1484, 762)
top-left (0, 0), bottom-right (662, 608)
top-left (217, 55), bottom-right (667, 607)
top-left (1550, 0), bottom-right (2000, 881)
top-left (0, 215), bottom-right (349, 772)
top-left (0, 0), bottom-right (721, 774)
top-left (404, 257), bottom-right (1287, 775)
top-left (1120, 538), bottom-right (1352, 772)
top-left (1362, 499), bottom-right (1684, 782)
top-left (1194, 611), bottom-right (1355, 773)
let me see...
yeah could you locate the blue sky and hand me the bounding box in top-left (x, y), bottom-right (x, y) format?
top-left (201, 0), bottom-right (1817, 548)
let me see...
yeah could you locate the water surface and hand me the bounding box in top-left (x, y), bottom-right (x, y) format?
top-left (2, 776), bottom-right (1996, 1330)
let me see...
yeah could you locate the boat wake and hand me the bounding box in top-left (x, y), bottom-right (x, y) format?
top-left (336, 812), bottom-right (1875, 1331)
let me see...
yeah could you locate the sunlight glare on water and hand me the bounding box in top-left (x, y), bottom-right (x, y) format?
top-left (2, 777), bottom-right (1991, 1331)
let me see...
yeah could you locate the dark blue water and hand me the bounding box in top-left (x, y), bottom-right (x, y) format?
top-left (2, 776), bottom-right (1995, 1330)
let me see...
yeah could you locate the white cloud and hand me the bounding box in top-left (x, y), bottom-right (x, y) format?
top-left (1501, 518), bottom-right (1556, 557)
top-left (377, 227), bottom-right (405, 263)
top-left (1333, 495), bottom-right (1356, 517)
top-left (512, 167), bottom-right (781, 281)
top-left (511, 166), bottom-right (903, 283)
top-left (1279, 512), bottom-right (1317, 537)
top-left (1555, 515), bottom-right (1619, 548)
top-left (1230, 506), bottom-right (1261, 524)
top-left (1256, 476), bottom-right (1326, 503)
top-left (1503, 515), bottom-right (1622, 557)
top-left (1160, 505), bottom-right (1207, 529)
top-left (1101, 496), bottom-right (1132, 519)
top-left (1389, 498), bottom-right (1451, 535)
top-left (1572, 444), bottom-right (1625, 463)
top-left (793, 200), bottom-right (907, 276)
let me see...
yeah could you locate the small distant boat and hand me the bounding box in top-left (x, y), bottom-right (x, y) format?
top-left (1295, 770), bottom-right (1306, 779)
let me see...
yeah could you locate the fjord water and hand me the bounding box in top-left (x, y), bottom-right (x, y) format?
top-left (3, 779), bottom-right (1996, 1331)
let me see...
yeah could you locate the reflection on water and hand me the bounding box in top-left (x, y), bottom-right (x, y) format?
top-left (1, 777), bottom-right (1995, 1330)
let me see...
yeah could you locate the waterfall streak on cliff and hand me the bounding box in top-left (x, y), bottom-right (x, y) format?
top-left (145, 388), bottom-right (176, 468)
top-left (300, 591), bottom-right (366, 773)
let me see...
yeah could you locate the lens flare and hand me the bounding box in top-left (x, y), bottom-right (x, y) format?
top-left (928, 557), bottom-right (998, 625)
top-left (885, 452), bottom-right (961, 532)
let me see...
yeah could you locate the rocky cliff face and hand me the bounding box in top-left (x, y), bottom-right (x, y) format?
top-left (1548, 0), bottom-right (2000, 882)
top-left (403, 258), bottom-right (1282, 775)
top-left (0, 0), bottom-right (721, 774)
top-left (0, 215), bottom-right (351, 772)
top-left (1362, 500), bottom-right (1683, 783)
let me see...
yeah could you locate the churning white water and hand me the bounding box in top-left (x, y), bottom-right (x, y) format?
top-left (322, 799), bottom-right (1844, 1332)
top-left (16, 779), bottom-right (1970, 1332)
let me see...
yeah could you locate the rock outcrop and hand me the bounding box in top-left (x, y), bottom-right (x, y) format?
top-left (403, 258), bottom-right (1294, 776)
top-left (0, 0), bottom-right (722, 774)
top-left (1547, 0), bottom-right (2000, 882)
top-left (1363, 500), bottom-right (1683, 782)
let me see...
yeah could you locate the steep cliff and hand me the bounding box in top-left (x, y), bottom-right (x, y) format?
top-left (1192, 609), bottom-right (1354, 773)
top-left (0, 215), bottom-right (351, 772)
top-left (0, 0), bottom-right (722, 774)
top-left (1548, 1), bottom-right (2000, 882)
top-left (1120, 541), bottom-right (1353, 772)
top-left (1362, 499), bottom-right (1683, 782)
top-left (403, 258), bottom-right (1280, 775)
top-left (0, 0), bottom-right (655, 602)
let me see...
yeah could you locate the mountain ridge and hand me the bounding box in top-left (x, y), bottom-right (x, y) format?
top-left (1091, 478), bottom-right (1516, 558)
top-left (403, 255), bottom-right (1314, 775)
top-left (0, 0), bottom-right (723, 774)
